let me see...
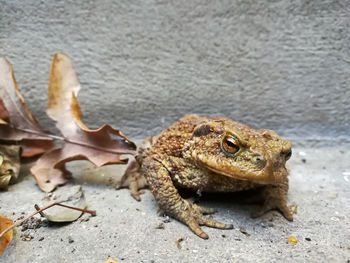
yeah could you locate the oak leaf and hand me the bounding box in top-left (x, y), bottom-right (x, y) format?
top-left (31, 53), bottom-right (136, 192)
top-left (0, 58), bottom-right (54, 157)
top-left (0, 215), bottom-right (13, 257)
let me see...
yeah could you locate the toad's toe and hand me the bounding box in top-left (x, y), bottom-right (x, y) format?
top-left (192, 204), bottom-right (216, 215)
top-left (251, 198), bottom-right (294, 221)
top-left (186, 219), bottom-right (209, 239)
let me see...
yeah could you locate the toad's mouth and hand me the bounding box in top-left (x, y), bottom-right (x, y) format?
top-left (201, 162), bottom-right (286, 185)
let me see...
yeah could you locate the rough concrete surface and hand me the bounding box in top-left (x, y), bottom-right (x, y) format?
top-left (1, 1), bottom-right (350, 262)
top-left (0, 146), bottom-right (349, 262)
top-left (0, 0), bottom-right (349, 141)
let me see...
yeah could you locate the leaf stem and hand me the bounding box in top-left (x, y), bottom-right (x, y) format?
top-left (5, 125), bottom-right (136, 155)
top-left (0, 202), bottom-right (96, 239)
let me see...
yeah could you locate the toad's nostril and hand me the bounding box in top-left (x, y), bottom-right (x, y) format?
top-left (252, 155), bottom-right (265, 165)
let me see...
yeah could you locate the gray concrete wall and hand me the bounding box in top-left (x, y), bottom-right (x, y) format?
top-left (0, 0), bottom-right (349, 142)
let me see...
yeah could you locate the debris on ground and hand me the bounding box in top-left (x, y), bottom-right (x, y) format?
top-left (176, 237), bottom-right (184, 249)
top-left (68, 236), bottom-right (74, 244)
top-left (20, 233), bottom-right (34, 241)
top-left (19, 216), bottom-right (48, 231)
top-left (103, 258), bottom-right (118, 263)
top-left (239, 227), bottom-right (251, 237)
top-left (287, 235), bottom-right (298, 245)
top-left (155, 222), bottom-right (165, 229)
top-left (162, 215), bottom-right (171, 223)
top-left (289, 204), bottom-right (298, 215)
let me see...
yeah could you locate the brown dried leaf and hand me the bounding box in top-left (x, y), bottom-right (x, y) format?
top-left (0, 145), bottom-right (20, 190)
top-left (31, 53), bottom-right (136, 192)
top-left (0, 99), bottom-right (9, 123)
top-left (0, 215), bottom-right (13, 257)
top-left (0, 58), bottom-right (54, 157)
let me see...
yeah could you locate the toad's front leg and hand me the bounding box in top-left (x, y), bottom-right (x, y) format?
top-left (142, 157), bottom-right (233, 239)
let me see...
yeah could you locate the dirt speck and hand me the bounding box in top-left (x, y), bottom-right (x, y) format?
top-left (68, 236), bottom-right (74, 244)
top-left (176, 237), bottom-right (184, 249)
top-left (239, 227), bottom-right (250, 237)
top-left (20, 217), bottom-right (48, 231)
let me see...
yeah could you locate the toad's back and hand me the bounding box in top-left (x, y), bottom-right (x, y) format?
top-left (144, 114), bottom-right (219, 157)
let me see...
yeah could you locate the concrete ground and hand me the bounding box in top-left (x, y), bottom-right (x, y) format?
top-left (0, 145), bottom-right (349, 263)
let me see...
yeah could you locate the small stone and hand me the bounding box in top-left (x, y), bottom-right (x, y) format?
top-left (39, 237), bottom-right (44, 241)
top-left (287, 235), bottom-right (298, 245)
top-left (162, 216), bottom-right (171, 223)
top-left (68, 236), bottom-right (74, 243)
top-left (239, 227), bottom-right (250, 237)
top-left (155, 222), bottom-right (165, 229)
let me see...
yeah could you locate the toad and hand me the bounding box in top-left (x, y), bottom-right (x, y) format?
top-left (117, 114), bottom-right (293, 239)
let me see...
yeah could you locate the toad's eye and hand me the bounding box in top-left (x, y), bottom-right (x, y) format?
top-left (221, 135), bottom-right (240, 156)
top-left (285, 150), bottom-right (292, 160)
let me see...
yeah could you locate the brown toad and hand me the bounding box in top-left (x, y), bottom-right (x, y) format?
top-left (117, 114), bottom-right (293, 239)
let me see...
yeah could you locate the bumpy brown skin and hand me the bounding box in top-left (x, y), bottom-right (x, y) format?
top-left (118, 114), bottom-right (293, 239)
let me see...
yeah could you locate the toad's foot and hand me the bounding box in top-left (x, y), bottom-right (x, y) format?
top-left (251, 182), bottom-right (293, 221)
top-left (177, 202), bottom-right (233, 239)
top-left (251, 197), bottom-right (293, 221)
top-left (143, 157), bottom-right (232, 239)
top-left (116, 160), bottom-right (147, 201)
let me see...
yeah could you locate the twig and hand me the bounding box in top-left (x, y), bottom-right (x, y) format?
top-left (0, 202), bottom-right (96, 239)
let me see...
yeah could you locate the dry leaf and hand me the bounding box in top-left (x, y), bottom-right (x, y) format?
top-left (0, 99), bottom-right (9, 123)
top-left (0, 145), bottom-right (20, 190)
top-left (0, 58), bottom-right (54, 157)
top-left (0, 215), bottom-right (13, 257)
top-left (31, 53), bottom-right (136, 192)
top-left (36, 185), bottom-right (87, 222)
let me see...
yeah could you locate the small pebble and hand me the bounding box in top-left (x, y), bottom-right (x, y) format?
top-left (155, 222), bottom-right (165, 229)
top-left (68, 236), bottom-right (74, 244)
top-left (287, 235), bottom-right (298, 245)
top-left (162, 216), bottom-right (171, 223)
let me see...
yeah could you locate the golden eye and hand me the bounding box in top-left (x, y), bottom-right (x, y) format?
top-left (221, 135), bottom-right (240, 156)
